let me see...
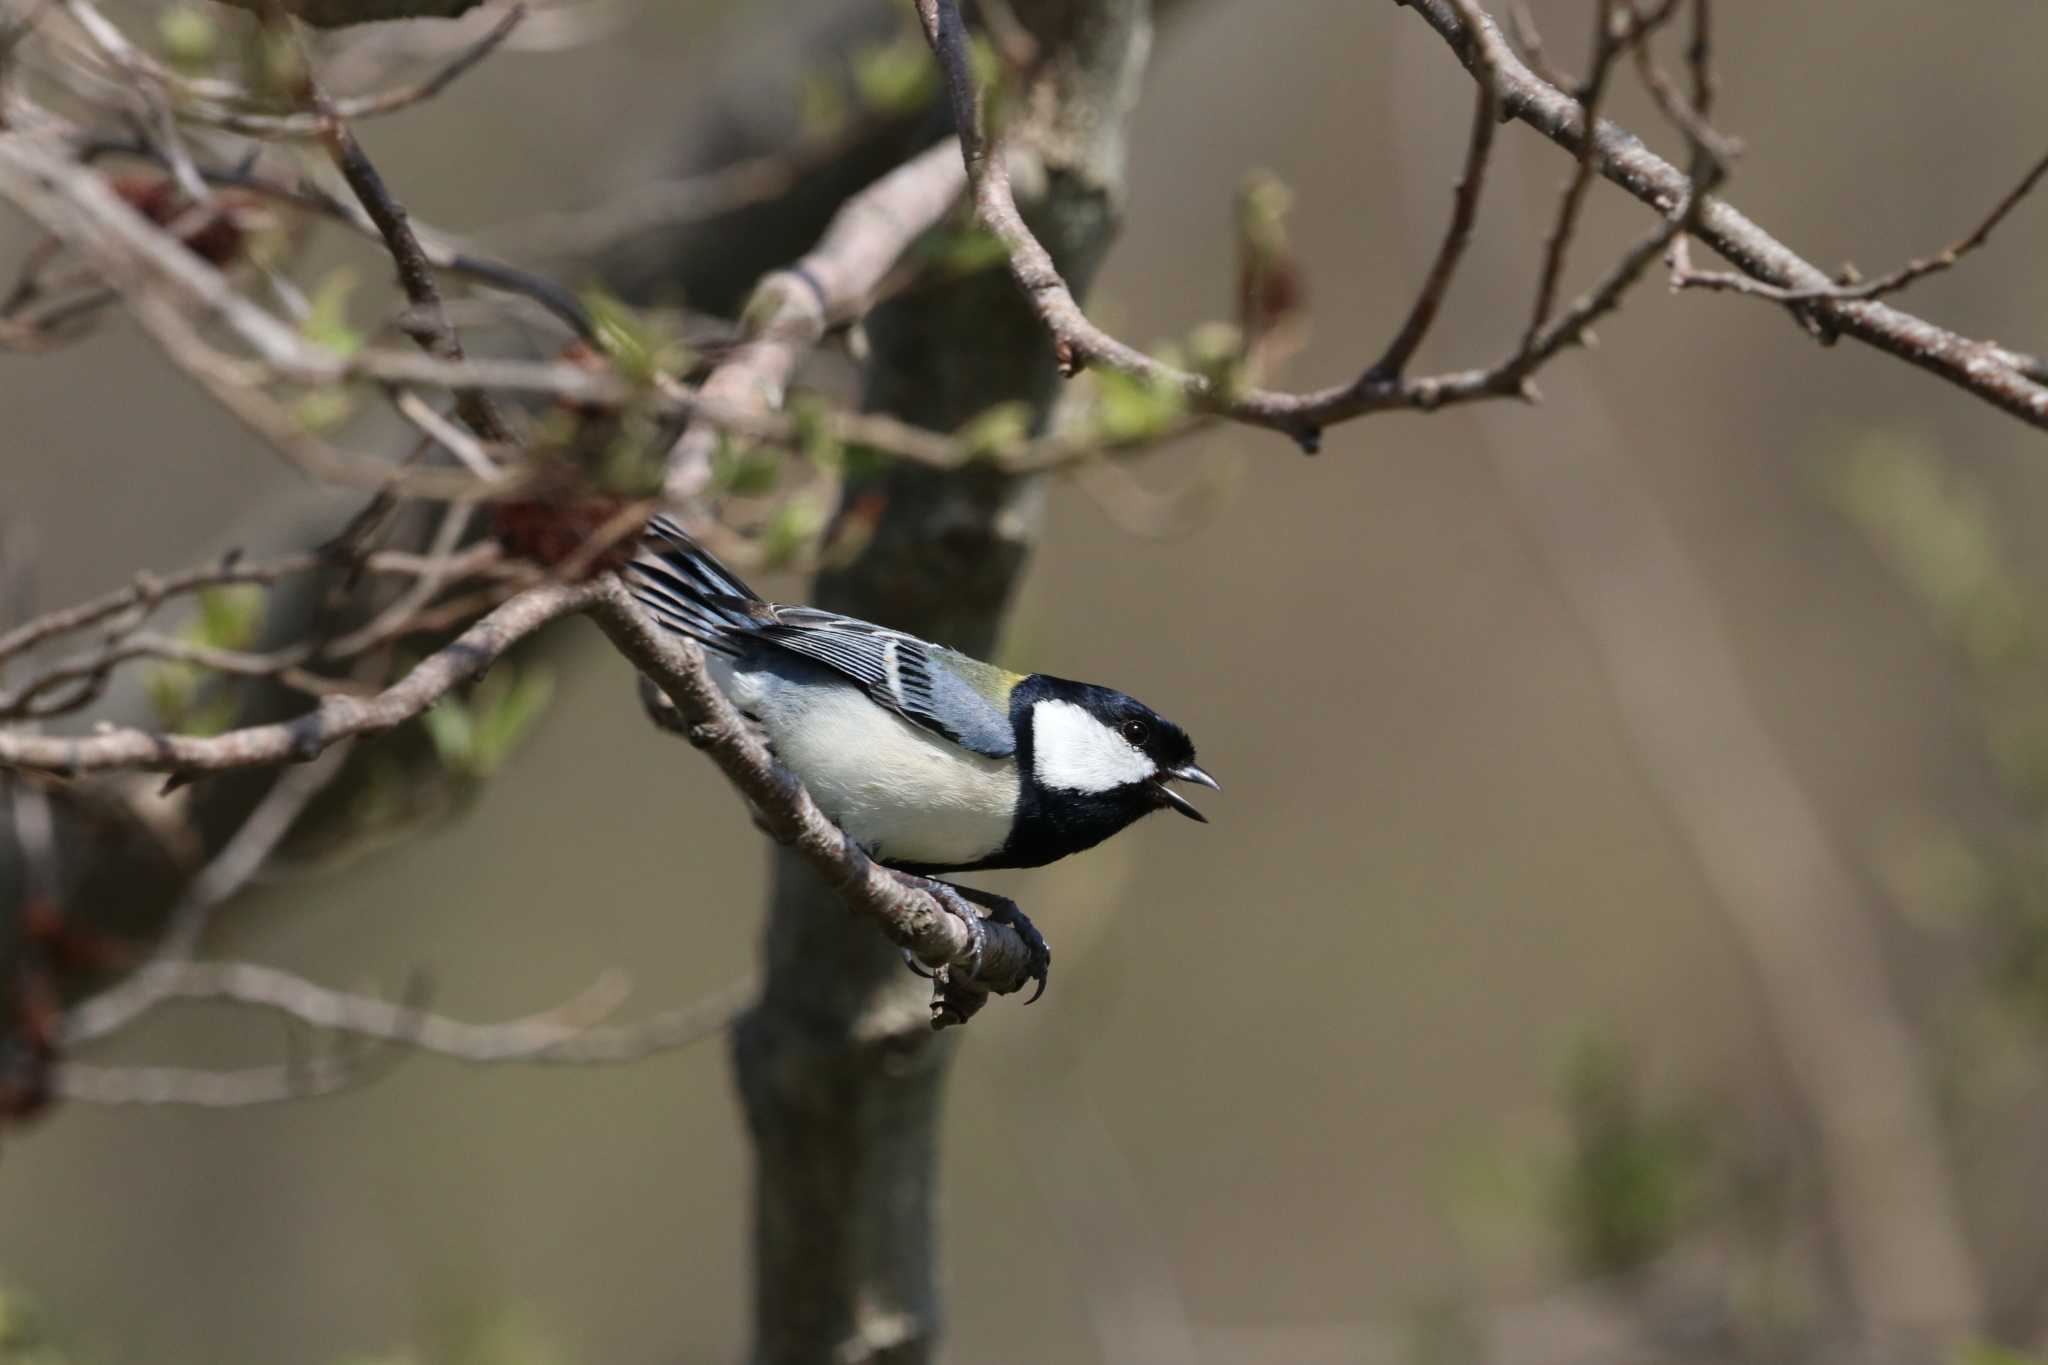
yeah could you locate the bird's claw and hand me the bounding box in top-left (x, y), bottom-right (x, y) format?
top-left (893, 874), bottom-right (1050, 1009)
top-left (921, 882), bottom-right (990, 980)
top-left (994, 904), bottom-right (1051, 1005)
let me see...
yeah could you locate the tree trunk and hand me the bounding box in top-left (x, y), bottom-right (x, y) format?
top-left (731, 5), bottom-right (1152, 1360)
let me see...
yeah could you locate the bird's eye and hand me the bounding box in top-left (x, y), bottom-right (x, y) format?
top-left (1120, 719), bottom-right (1150, 746)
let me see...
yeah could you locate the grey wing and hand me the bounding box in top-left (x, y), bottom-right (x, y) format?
top-left (753, 609), bottom-right (1016, 759)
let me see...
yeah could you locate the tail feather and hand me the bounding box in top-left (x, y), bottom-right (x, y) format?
top-left (627, 516), bottom-right (766, 655)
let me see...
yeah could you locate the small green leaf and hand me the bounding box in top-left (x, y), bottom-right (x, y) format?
top-left (421, 699), bottom-right (476, 773)
top-left (424, 667), bottom-right (554, 780)
top-left (1952, 1343), bottom-right (2047, 1365)
top-left (158, 4), bottom-right (219, 71)
top-left (145, 662), bottom-right (195, 732)
top-left (761, 500), bottom-right (826, 570)
top-left (302, 269), bottom-right (362, 357)
top-left (851, 35), bottom-right (938, 116)
top-left (293, 387), bottom-right (355, 433)
top-left (711, 438), bottom-right (783, 498)
top-left (143, 661), bottom-right (237, 736)
top-left (966, 34), bottom-right (1002, 93)
top-left (470, 666), bottom-right (555, 775)
top-left (787, 395), bottom-right (843, 470)
top-left (838, 443), bottom-right (893, 483)
top-left (0, 1283), bottom-right (79, 1365)
top-left (582, 289), bottom-right (690, 387)
top-left (193, 584), bottom-right (264, 651)
top-left (796, 72), bottom-right (850, 140)
top-left (917, 224), bottom-right (1009, 277)
top-left (594, 408), bottom-right (667, 497)
top-left (1553, 1033), bottom-right (1710, 1277)
top-left (1092, 367), bottom-right (1187, 444)
top-left (953, 401), bottom-right (1032, 460)
top-left (1237, 169), bottom-right (1295, 265)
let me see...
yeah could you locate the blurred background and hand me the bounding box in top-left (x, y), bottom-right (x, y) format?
top-left (6, 0), bottom-right (2048, 1361)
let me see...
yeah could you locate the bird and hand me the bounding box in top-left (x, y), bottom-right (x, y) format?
top-left (625, 515), bottom-right (1219, 999)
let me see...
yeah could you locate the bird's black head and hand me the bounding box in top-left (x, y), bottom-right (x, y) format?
top-left (997, 674), bottom-right (1219, 869)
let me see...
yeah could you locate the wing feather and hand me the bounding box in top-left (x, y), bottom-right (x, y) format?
top-left (627, 517), bottom-right (1017, 757)
top-left (755, 611), bottom-right (1016, 758)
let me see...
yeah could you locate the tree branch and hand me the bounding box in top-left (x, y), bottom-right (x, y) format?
top-left (662, 137), bottom-right (966, 503)
top-left (0, 581), bottom-right (592, 775)
top-left (1398, 0), bottom-right (2048, 430)
top-left (1670, 143), bottom-right (2048, 303)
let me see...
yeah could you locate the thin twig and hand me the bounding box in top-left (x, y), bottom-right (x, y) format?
top-left (0, 545), bottom-right (508, 665)
top-left (1674, 145), bottom-right (2048, 304)
top-left (913, 0), bottom-right (1684, 450)
top-left (56, 972), bottom-right (751, 1106)
top-left (1366, 0), bottom-right (1497, 380)
top-left (62, 742), bottom-right (356, 1045)
top-left (299, 50), bottom-right (514, 445)
top-left (1503, 0), bottom-right (1574, 90)
top-left (55, 0), bottom-right (524, 139)
top-left (1398, 0), bottom-right (2048, 428)
top-left (1519, 0), bottom-right (1631, 353)
top-left (0, 580), bottom-right (592, 774)
top-left (81, 136), bottom-right (594, 338)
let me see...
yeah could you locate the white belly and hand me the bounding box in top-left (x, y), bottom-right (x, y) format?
top-left (718, 662), bottom-right (1019, 868)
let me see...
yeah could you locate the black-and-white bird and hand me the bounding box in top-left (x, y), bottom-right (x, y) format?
top-left (626, 516), bottom-right (1218, 997)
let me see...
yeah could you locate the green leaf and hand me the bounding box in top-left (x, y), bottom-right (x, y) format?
top-left (1237, 169), bottom-right (1295, 264)
top-left (143, 660), bottom-right (237, 736)
top-left (594, 408), bottom-right (667, 497)
top-left (851, 35), bottom-right (938, 116)
top-left (423, 667), bottom-right (554, 780)
top-left (294, 387), bottom-right (355, 434)
top-left (917, 224), bottom-right (1009, 277)
top-left (1186, 321), bottom-right (1247, 398)
top-left (1553, 1033), bottom-right (1710, 1277)
top-left (1952, 1343), bottom-right (2047, 1365)
top-left (761, 501), bottom-right (826, 570)
top-left (301, 269), bottom-right (362, 357)
top-left (839, 443), bottom-right (893, 483)
top-left (145, 662), bottom-right (195, 731)
top-left (421, 698), bottom-right (476, 774)
top-left (796, 72), bottom-right (851, 140)
top-left (158, 4), bottom-right (219, 71)
top-left (193, 584), bottom-right (264, 651)
top-left (581, 289), bottom-right (690, 387)
top-left (953, 401), bottom-right (1032, 460)
top-left (470, 667), bottom-right (555, 775)
top-left (0, 1283), bottom-right (78, 1365)
top-left (711, 438), bottom-right (783, 498)
top-left (787, 395), bottom-right (844, 471)
top-left (1092, 367), bottom-right (1187, 444)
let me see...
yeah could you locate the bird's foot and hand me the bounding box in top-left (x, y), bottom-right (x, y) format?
top-left (890, 875), bottom-right (1051, 1014)
top-left (966, 889), bottom-right (1050, 1005)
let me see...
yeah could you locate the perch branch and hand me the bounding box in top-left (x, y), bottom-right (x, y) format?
top-left (588, 579), bottom-right (1038, 1016)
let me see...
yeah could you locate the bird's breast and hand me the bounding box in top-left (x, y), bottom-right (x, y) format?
top-left (724, 663), bottom-right (1020, 869)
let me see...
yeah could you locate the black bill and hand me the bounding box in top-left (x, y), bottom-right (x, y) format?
top-left (1153, 763), bottom-right (1220, 822)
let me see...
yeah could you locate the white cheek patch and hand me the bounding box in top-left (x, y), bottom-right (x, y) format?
top-left (1032, 699), bottom-right (1154, 794)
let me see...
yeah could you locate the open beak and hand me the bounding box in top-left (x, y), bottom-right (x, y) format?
top-left (1152, 763), bottom-right (1221, 822)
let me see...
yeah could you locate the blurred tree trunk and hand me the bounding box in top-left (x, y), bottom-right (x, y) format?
top-left (730, 5), bottom-right (1152, 1360)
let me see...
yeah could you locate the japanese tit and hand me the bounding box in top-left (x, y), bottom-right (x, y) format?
top-left (626, 516), bottom-right (1218, 884)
